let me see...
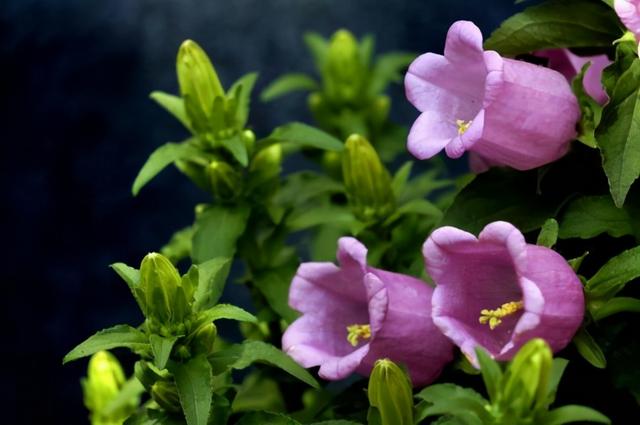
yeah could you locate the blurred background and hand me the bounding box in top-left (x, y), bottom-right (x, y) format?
top-left (2, 0), bottom-right (520, 423)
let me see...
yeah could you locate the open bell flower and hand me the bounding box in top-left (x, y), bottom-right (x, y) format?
top-left (534, 49), bottom-right (610, 105)
top-left (282, 237), bottom-right (453, 387)
top-left (423, 221), bottom-right (584, 366)
top-left (405, 21), bottom-right (580, 171)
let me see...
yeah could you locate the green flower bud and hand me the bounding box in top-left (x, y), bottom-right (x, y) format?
top-left (191, 323), bottom-right (218, 356)
top-left (342, 134), bottom-right (395, 222)
top-left (82, 351), bottom-right (125, 414)
top-left (501, 339), bottom-right (553, 416)
top-left (324, 30), bottom-right (364, 103)
top-left (151, 380), bottom-right (182, 413)
top-left (241, 129), bottom-right (256, 154)
top-left (367, 359), bottom-right (414, 425)
top-left (177, 39), bottom-right (225, 135)
top-left (369, 95), bottom-right (391, 128)
top-left (207, 160), bottom-right (242, 201)
top-left (140, 252), bottom-right (191, 327)
top-left (250, 144), bottom-right (283, 182)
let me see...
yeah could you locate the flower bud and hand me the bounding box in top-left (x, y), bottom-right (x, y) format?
top-left (501, 339), bottom-right (553, 415)
top-left (367, 359), bottom-right (414, 425)
top-left (191, 323), bottom-right (218, 356)
top-left (324, 30), bottom-right (364, 103)
top-left (207, 160), bottom-right (242, 201)
top-left (342, 134), bottom-right (395, 221)
top-left (368, 95), bottom-right (391, 128)
top-left (177, 40), bottom-right (225, 135)
top-left (82, 351), bottom-right (125, 415)
top-left (151, 380), bottom-right (182, 413)
top-left (250, 144), bottom-right (283, 182)
top-left (241, 129), bottom-right (256, 153)
top-left (139, 252), bottom-right (191, 327)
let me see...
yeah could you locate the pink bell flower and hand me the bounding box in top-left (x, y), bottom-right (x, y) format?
top-left (282, 237), bottom-right (454, 387)
top-left (405, 21), bottom-right (580, 171)
top-left (424, 221), bottom-right (584, 366)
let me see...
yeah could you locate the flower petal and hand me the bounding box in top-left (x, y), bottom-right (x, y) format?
top-left (407, 110), bottom-right (457, 159)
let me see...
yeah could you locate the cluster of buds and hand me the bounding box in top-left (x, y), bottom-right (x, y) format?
top-left (308, 30), bottom-right (396, 140)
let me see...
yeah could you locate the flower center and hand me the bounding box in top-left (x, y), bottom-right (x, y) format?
top-left (479, 300), bottom-right (524, 330)
top-left (346, 324), bottom-right (371, 346)
top-left (456, 119), bottom-right (472, 135)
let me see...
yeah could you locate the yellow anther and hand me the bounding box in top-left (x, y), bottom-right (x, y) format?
top-left (456, 119), bottom-right (472, 135)
top-left (479, 301), bottom-right (524, 330)
top-left (346, 324), bottom-right (371, 346)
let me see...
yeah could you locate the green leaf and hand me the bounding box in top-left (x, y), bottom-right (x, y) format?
top-left (414, 384), bottom-right (490, 423)
top-left (537, 218), bottom-right (559, 248)
top-left (63, 325), bottom-right (149, 364)
top-left (543, 405), bottom-right (611, 424)
top-left (149, 335), bottom-right (179, 370)
top-left (132, 142), bottom-right (204, 196)
top-left (261, 73), bottom-right (319, 102)
top-left (546, 358), bottom-right (569, 404)
top-left (391, 162), bottom-right (412, 198)
top-left (192, 257), bottom-right (232, 312)
top-left (559, 195), bottom-right (634, 239)
top-left (160, 226), bottom-right (194, 265)
top-left (267, 122), bottom-right (344, 152)
top-left (597, 59), bottom-right (640, 207)
top-left (286, 205), bottom-right (355, 231)
top-left (440, 168), bottom-right (559, 234)
top-left (368, 52), bottom-right (416, 96)
top-left (573, 327), bottom-right (607, 368)
top-left (232, 372), bottom-right (286, 413)
top-left (311, 422), bottom-right (362, 425)
top-left (475, 347), bottom-right (503, 404)
top-left (192, 205), bottom-right (251, 263)
top-left (586, 245), bottom-right (640, 299)
top-left (274, 172), bottom-right (344, 208)
top-left (200, 304), bottom-right (257, 323)
top-left (228, 72), bottom-right (258, 129)
top-left (253, 266), bottom-right (299, 323)
top-left (236, 411), bottom-right (301, 425)
top-left (110, 263), bottom-right (146, 314)
top-left (220, 134), bottom-right (248, 167)
top-left (484, 0), bottom-right (621, 56)
top-left (591, 296), bottom-right (640, 320)
top-left (572, 63), bottom-right (602, 148)
top-left (173, 355), bottom-right (213, 425)
top-left (383, 199), bottom-right (442, 227)
top-left (304, 32), bottom-right (328, 70)
top-left (150, 91), bottom-right (192, 132)
top-left (209, 341), bottom-right (319, 388)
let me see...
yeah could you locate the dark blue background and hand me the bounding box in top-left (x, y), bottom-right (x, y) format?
top-left (2, 1), bottom-right (519, 423)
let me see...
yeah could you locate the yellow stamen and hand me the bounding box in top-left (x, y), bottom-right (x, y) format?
top-left (346, 324), bottom-right (371, 346)
top-left (456, 119), bottom-right (472, 135)
top-left (479, 301), bottom-right (524, 330)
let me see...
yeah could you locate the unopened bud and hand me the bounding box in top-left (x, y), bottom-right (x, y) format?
top-left (502, 339), bottom-right (553, 415)
top-left (191, 323), bottom-right (218, 356)
top-left (241, 129), bottom-right (256, 153)
top-left (325, 30), bottom-right (363, 103)
top-left (207, 160), bottom-right (242, 201)
top-left (367, 359), bottom-right (414, 425)
top-left (82, 351), bottom-right (125, 414)
top-left (140, 252), bottom-right (190, 326)
top-left (369, 95), bottom-right (391, 127)
top-left (342, 134), bottom-right (394, 221)
top-left (177, 40), bottom-right (225, 135)
top-left (250, 144), bottom-right (283, 182)
top-left (151, 380), bottom-right (182, 413)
